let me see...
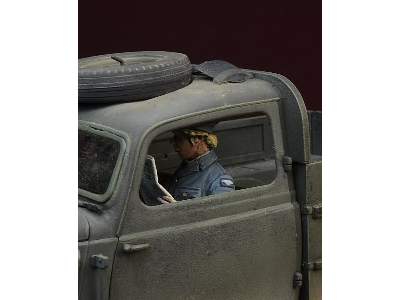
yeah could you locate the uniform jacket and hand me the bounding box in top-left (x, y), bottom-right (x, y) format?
top-left (168, 151), bottom-right (235, 201)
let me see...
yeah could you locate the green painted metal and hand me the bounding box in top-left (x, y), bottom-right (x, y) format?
top-left (78, 70), bottom-right (322, 300)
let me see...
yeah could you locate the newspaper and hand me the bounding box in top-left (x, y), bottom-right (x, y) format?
top-left (141, 155), bottom-right (173, 203)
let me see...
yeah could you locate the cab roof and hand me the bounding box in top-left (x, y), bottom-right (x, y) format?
top-left (79, 71), bottom-right (311, 163)
top-left (78, 76), bottom-right (280, 135)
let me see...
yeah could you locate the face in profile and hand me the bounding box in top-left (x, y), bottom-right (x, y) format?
top-left (172, 133), bottom-right (198, 160)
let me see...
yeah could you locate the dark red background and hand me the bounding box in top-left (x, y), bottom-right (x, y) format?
top-left (79, 1), bottom-right (321, 110)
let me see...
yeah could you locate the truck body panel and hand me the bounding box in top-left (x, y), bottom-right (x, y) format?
top-left (78, 70), bottom-right (322, 300)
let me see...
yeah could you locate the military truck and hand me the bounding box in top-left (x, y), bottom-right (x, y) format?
top-left (78, 52), bottom-right (322, 300)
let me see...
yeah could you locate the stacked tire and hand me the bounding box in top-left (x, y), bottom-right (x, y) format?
top-left (79, 51), bottom-right (192, 103)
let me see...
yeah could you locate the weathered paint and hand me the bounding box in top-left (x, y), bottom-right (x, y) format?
top-left (78, 70), bottom-right (321, 300)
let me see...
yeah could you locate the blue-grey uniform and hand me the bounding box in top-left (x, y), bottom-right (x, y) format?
top-left (168, 151), bottom-right (235, 201)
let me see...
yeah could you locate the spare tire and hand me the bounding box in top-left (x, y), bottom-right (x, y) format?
top-left (79, 51), bottom-right (192, 103)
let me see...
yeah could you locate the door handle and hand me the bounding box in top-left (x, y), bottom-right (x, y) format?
top-left (121, 242), bottom-right (151, 254)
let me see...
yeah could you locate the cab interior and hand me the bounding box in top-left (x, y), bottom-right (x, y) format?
top-left (146, 114), bottom-right (277, 197)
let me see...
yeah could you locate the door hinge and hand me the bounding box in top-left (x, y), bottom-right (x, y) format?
top-left (293, 271), bottom-right (303, 288)
top-left (303, 259), bottom-right (322, 271)
top-left (302, 204), bottom-right (322, 219)
top-left (282, 156), bottom-right (293, 172)
top-left (90, 254), bottom-right (109, 269)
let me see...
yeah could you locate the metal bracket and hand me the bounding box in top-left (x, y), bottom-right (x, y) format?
top-left (192, 60), bottom-right (253, 84)
top-left (302, 204), bottom-right (322, 219)
top-left (90, 254), bottom-right (109, 269)
top-left (293, 271), bottom-right (303, 288)
top-left (282, 156), bottom-right (293, 172)
top-left (303, 260), bottom-right (322, 271)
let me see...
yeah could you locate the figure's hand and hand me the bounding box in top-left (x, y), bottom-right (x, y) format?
top-left (157, 195), bottom-right (176, 204)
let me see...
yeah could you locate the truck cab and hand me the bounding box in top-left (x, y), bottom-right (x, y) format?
top-left (78, 57), bottom-right (322, 300)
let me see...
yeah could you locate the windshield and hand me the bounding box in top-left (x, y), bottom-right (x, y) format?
top-left (78, 127), bottom-right (124, 201)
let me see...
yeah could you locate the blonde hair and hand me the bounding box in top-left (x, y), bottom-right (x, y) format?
top-left (182, 129), bottom-right (218, 149)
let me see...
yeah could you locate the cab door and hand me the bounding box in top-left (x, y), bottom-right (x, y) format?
top-left (110, 102), bottom-right (302, 300)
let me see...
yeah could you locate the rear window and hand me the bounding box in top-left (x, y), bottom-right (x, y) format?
top-left (78, 127), bottom-right (125, 201)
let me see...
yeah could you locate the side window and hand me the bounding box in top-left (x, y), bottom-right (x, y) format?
top-left (78, 126), bottom-right (126, 202)
top-left (139, 114), bottom-right (277, 206)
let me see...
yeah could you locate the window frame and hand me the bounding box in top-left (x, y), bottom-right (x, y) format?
top-left (132, 99), bottom-right (286, 210)
top-left (78, 121), bottom-right (127, 202)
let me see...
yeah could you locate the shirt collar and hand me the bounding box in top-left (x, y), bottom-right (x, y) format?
top-left (178, 151), bottom-right (218, 175)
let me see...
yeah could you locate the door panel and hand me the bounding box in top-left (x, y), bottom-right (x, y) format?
top-left (110, 102), bottom-right (302, 299)
top-left (111, 201), bottom-right (301, 300)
